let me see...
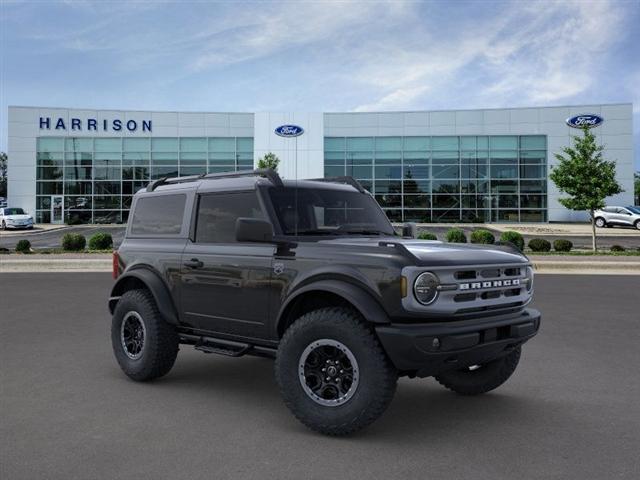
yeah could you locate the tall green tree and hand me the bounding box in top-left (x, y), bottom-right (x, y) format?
top-left (0, 152), bottom-right (7, 198)
top-left (550, 128), bottom-right (623, 251)
top-left (257, 152), bottom-right (280, 172)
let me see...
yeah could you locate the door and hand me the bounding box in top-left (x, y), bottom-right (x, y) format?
top-left (615, 208), bottom-right (634, 226)
top-left (51, 195), bottom-right (63, 224)
top-left (180, 191), bottom-right (275, 340)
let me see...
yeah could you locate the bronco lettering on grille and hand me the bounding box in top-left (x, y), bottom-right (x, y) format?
top-left (459, 279), bottom-right (520, 290)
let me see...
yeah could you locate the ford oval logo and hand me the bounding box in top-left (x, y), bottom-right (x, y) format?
top-left (566, 114), bottom-right (604, 129)
top-left (275, 125), bottom-right (304, 137)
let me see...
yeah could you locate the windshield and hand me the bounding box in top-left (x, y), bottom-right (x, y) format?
top-left (3, 208), bottom-right (25, 215)
top-left (268, 187), bottom-right (395, 237)
top-left (626, 206), bottom-right (640, 214)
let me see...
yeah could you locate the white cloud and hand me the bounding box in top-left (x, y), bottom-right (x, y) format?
top-left (190, 1), bottom-right (411, 71)
top-left (351, 0), bottom-right (632, 111)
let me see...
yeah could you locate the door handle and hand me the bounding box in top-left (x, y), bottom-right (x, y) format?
top-left (184, 258), bottom-right (204, 269)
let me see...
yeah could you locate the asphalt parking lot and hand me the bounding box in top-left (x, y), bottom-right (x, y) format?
top-left (1, 273), bottom-right (639, 479)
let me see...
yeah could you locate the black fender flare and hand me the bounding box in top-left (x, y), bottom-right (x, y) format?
top-left (108, 268), bottom-right (179, 325)
top-left (277, 279), bottom-right (390, 334)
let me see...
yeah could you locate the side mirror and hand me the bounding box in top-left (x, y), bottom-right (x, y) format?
top-left (236, 217), bottom-right (274, 243)
top-left (402, 222), bottom-right (417, 238)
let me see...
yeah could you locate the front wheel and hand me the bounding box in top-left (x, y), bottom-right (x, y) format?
top-left (435, 347), bottom-right (521, 395)
top-left (111, 289), bottom-right (179, 381)
top-left (594, 217), bottom-right (606, 228)
top-left (275, 307), bottom-right (397, 436)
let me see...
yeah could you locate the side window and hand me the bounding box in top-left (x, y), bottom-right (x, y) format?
top-left (195, 191), bottom-right (265, 243)
top-left (130, 194), bottom-right (186, 236)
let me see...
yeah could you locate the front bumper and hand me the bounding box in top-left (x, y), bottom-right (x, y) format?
top-left (375, 308), bottom-right (541, 377)
top-left (4, 222), bottom-right (33, 229)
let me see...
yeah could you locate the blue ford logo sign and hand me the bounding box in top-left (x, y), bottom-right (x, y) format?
top-left (275, 125), bottom-right (304, 137)
top-left (566, 114), bottom-right (604, 129)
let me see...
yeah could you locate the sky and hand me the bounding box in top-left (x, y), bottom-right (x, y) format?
top-left (1, 0), bottom-right (639, 168)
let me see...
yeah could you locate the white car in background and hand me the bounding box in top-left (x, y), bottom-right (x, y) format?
top-left (0, 207), bottom-right (35, 230)
top-left (593, 206), bottom-right (640, 230)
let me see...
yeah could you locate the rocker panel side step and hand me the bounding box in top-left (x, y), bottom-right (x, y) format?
top-left (179, 333), bottom-right (277, 358)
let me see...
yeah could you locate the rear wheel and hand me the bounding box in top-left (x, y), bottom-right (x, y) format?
top-left (1, 221), bottom-right (5, 230)
top-left (595, 217), bottom-right (606, 228)
top-left (435, 347), bottom-right (521, 395)
top-left (111, 289), bottom-right (179, 381)
top-left (635, 220), bottom-right (640, 230)
top-left (275, 307), bottom-right (397, 436)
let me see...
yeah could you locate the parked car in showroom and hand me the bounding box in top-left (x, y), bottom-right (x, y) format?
top-left (593, 206), bottom-right (640, 230)
top-left (0, 207), bottom-right (35, 230)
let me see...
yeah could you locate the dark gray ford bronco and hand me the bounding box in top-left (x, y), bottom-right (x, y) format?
top-left (109, 168), bottom-right (540, 435)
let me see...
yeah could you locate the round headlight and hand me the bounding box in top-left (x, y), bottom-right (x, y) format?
top-left (525, 266), bottom-right (534, 292)
top-left (414, 272), bottom-right (440, 305)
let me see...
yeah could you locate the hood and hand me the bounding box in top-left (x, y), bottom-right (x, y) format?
top-left (4, 214), bottom-right (32, 221)
top-left (319, 237), bottom-right (528, 267)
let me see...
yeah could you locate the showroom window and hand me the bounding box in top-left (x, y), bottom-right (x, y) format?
top-left (35, 136), bottom-right (253, 224)
top-left (324, 135), bottom-right (547, 223)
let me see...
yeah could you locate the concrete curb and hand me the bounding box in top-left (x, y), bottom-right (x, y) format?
top-left (531, 260), bottom-right (640, 275)
top-left (2, 257), bottom-right (639, 274)
top-left (0, 258), bottom-right (111, 273)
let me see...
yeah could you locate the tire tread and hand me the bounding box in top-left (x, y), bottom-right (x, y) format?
top-left (275, 307), bottom-right (397, 436)
top-left (112, 289), bottom-right (179, 382)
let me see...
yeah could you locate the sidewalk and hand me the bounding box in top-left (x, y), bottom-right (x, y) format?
top-left (409, 223), bottom-right (640, 237)
top-left (1, 253), bottom-right (638, 274)
top-left (0, 254), bottom-right (112, 272)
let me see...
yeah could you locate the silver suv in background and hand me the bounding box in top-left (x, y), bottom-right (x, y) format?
top-left (594, 206), bottom-right (640, 230)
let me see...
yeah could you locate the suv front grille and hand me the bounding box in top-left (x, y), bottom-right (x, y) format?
top-left (402, 263), bottom-right (532, 317)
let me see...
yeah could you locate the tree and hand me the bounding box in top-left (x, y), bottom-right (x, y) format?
top-left (257, 152), bottom-right (280, 172)
top-left (0, 152), bottom-right (7, 198)
top-left (549, 128), bottom-right (623, 251)
top-left (634, 172), bottom-right (640, 205)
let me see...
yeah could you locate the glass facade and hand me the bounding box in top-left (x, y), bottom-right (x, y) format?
top-left (35, 136), bottom-right (254, 224)
top-left (324, 135), bottom-right (547, 223)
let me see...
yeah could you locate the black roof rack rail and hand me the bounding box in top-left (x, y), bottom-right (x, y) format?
top-left (146, 168), bottom-right (283, 192)
top-left (307, 176), bottom-right (366, 193)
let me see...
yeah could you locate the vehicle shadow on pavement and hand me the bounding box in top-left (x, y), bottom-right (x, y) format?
top-left (137, 350), bottom-right (553, 440)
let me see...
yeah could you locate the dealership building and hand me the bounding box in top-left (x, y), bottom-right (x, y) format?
top-left (6, 103), bottom-right (634, 224)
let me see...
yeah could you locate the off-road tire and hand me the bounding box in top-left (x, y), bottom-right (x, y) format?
top-left (594, 217), bottom-right (606, 228)
top-left (111, 289), bottom-right (179, 381)
top-left (435, 347), bottom-right (521, 396)
top-left (275, 307), bottom-right (397, 436)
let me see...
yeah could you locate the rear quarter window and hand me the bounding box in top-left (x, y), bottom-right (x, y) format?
top-left (130, 194), bottom-right (186, 236)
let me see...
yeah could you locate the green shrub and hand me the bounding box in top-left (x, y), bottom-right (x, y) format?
top-left (470, 229), bottom-right (495, 244)
top-left (15, 239), bottom-right (31, 253)
top-left (445, 228), bottom-right (467, 243)
top-left (528, 238), bottom-right (551, 252)
top-left (499, 231), bottom-right (525, 251)
top-left (417, 231), bottom-right (437, 240)
top-left (610, 244), bottom-right (625, 252)
top-left (62, 233), bottom-right (86, 251)
top-left (88, 232), bottom-right (113, 250)
top-left (553, 239), bottom-right (573, 252)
